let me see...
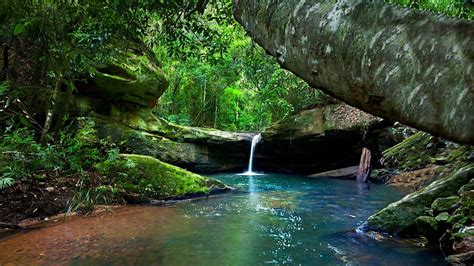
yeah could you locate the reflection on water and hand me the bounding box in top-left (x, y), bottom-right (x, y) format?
top-left (0, 173), bottom-right (444, 265)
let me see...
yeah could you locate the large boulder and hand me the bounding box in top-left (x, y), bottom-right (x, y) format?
top-left (258, 104), bottom-right (391, 173)
top-left (233, 0), bottom-right (474, 144)
top-left (97, 154), bottom-right (232, 201)
top-left (75, 54), bottom-right (168, 108)
top-left (365, 166), bottom-right (474, 234)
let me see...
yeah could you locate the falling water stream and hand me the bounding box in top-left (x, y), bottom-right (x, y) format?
top-left (239, 133), bottom-right (262, 176)
top-left (0, 133), bottom-right (446, 265)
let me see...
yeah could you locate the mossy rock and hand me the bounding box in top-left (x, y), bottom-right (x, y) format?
top-left (460, 190), bottom-right (474, 219)
top-left (448, 214), bottom-right (466, 225)
top-left (415, 216), bottom-right (439, 238)
top-left (76, 53), bottom-right (168, 108)
top-left (98, 154), bottom-right (231, 200)
top-left (431, 195), bottom-right (460, 213)
top-left (435, 212), bottom-right (450, 222)
top-left (366, 166), bottom-right (473, 234)
top-left (263, 104), bottom-right (379, 141)
top-left (458, 179), bottom-right (474, 194)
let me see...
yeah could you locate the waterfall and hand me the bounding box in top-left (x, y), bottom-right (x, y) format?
top-left (240, 133), bottom-right (262, 176)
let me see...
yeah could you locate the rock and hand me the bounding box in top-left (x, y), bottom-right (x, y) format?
top-left (387, 166), bottom-right (440, 190)
top-left (447, 251), bottom-right (474, 266)
top-left (448, 214), bottom-right (465, 225)
top-left (415, 216), bottom-right (439, 239)
top-left (452, 227), bottom-right (474, 255)
top-left (432, 196), bottom-right (460, 213)
top-left (435, 212), bottom-right (450, 223)
top-left (75, 54), bottom-right (168, 108)
top-left (260, 104), bottom-right (390, 174)
top-left (97, 154), bottom-right (232, 201)
top-left (263, 104), bottom-right (379, 140)
top-left (459, 179), bottom-right (474, 194)
top-left (234, 0), bottom-right (474, 144)
top-left (91, 116), bottom-right (254, 173)
top-left (459, 190), bottom-right (474, 219)
top-left (366, 166), bottom-right (473, 234)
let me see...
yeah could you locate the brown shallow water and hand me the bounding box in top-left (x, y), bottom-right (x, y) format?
top-left (0, 173), bottom-right (445, 265)
top-left (0, 206), bottom-right (178, 265)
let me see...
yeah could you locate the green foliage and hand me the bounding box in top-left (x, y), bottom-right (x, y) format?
top-left (0, 177), bottom-right (14, 189)
top-left (0, 119), bottom-right (115, 190)
top-left (68, 177), bottom-right (121, 214)
top-left (387, 0), bottom-right (474, 19)
top-left (155, 22), bottom-right (323, 131)
top-left (96, 154), bottom-right (223, 199)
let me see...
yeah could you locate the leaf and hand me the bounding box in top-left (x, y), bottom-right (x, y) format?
top-left (13, 23), bottom-right (25, 36)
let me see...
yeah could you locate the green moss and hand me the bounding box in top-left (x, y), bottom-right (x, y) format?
top-left (447, 214), bottom-right (465, 225)
top-left (381, 132), bottom-right (437, 170)
top-left (435, 212), bottom-right (450, 222)
top-left (459, 179), bottom-right (474, 194)
top-left (366, 166), bottom-right (473, 234)
top-left (98, 154), bottom-right (229, 200)
top-left (415, 216), bottom-right (439, 238)
top-left (459, 190), bottom-right (474, 219)
top-left (431, 196), bottom-right (460, 213)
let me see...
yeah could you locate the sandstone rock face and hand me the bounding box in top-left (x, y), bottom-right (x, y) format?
top-left (91, 115), bottom-right (254, 173)
top-left (74, 94), bottom-right (253, 173)
top-left (259, 104), bottom-right (391, 174)
top-left (75, 55), bottom-right (168, 108)
top-left (70, 53), bottom-right (256, 173)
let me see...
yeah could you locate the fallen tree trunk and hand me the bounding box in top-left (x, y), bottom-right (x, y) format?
top-left (356, 147), bottom-right (371, 183)
top-left (234, 0), bottom-right (474, 144)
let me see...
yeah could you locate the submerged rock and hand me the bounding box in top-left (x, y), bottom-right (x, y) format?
top-left (366, 166), bottom-right (473, 234)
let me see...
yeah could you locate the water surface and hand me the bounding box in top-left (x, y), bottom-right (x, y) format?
top-left (0, 173), bottom-right (444, 265)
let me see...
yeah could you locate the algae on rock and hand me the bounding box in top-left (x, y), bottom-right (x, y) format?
top-left (97, 154), bottom-right (231, 201)
top-left (366, 166), bottom-right (473, 234)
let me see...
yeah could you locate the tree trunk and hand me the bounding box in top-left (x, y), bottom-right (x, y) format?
top-left (40, 77), bottom-right (61, 143)
top-left (1, 44), bottom-right (8, 81)
top-left (233, 0), bottom-right (474, 144)
top-left (357, 147), bottom-right (371, 183)
top-left (171, 77), bottom-right (180, 115)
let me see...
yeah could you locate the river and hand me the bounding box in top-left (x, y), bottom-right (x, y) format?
top-left (0, 173), bottom-right (444, 265)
